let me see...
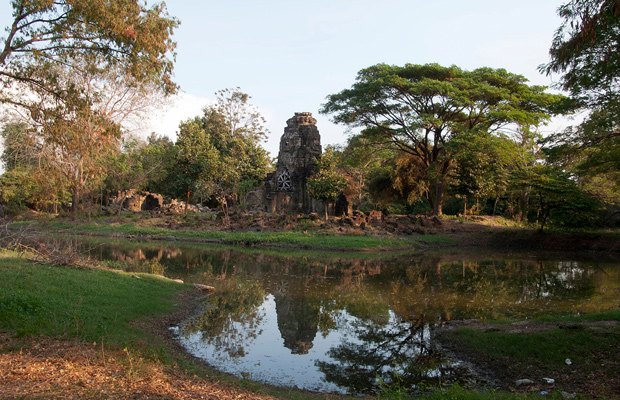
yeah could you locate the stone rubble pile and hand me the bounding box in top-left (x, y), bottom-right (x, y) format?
top-left (105, 189), bottom-right (209, 214)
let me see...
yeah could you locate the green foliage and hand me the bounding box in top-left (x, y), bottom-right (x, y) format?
top-left (449, 133), bottom-right (517, 214)
top-left (510, 165), bottom-right (600, 231)
top-left (0, 1), bottom-right (179, 217)
top-left (542, 1), bottom-right (620, 212)
top-left (542, 0), bottom-right (620, 109)
top-left (0, 0), bottom-right (179, 98)
top-left (137, 133), bottom-right (177, 194)
top-left (162, 88), bottom-right (271, 214)
top-left (164, 119), bottom-right (219, 211)
top-left (0, 167), bottom-right (35, 213)
top-left (336, 134), bottom-right (397, 209)
top-left (308, 146), bottom-right (348, 205)
top-left (1, 123), bottom-right (37, 170)
top-left (321, 63), bottom-right (564, 215)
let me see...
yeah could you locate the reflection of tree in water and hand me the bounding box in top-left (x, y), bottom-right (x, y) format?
top-left (388, 258), bottom-right (602, 322)
top-left (181, 278), bottom-right (265, 358)
top-left (316, 314), bottom-right (450, 394)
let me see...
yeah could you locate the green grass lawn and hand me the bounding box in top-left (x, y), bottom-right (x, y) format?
top-left (0, 248), bottom-right (188, 345)
top-left (29, 220), bottom-right (433, 250)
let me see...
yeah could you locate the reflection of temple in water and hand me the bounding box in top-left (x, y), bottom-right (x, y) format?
top-left (274, 287), bottom-right (319, 355)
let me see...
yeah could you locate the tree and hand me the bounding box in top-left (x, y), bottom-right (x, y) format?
top-left (541, 0), bottom-right (620, 190)
top-left (512, 165), bottom-right (599, 231)
top-left (542, 0), bottom-right (620, 110)
top-left (0, 122), bottom-right (69, 213)
top-left (0, 0), bottom-right (178, 103)
top-left (308, 147), bottom-right (348, 220)
top-left (337, 134), bottom-right (396, 209)
top-left (7, 55), bottom-right (173, 218)
top-left (138, 133), bottom-right (176, 194)
top-left (321, 63), bottom-right (564, 216)
top-left (103, 136), bottom-right (152, 219)
top-left (167, 89), bottom-right (271, 216)
top-left (165, 120), bottom-right (219, 214)
top-left (0, 1), bottom-right (178, 217)
top-left (448, 132), bottom-right (518, 215)
top-left (206, 87), bottom-right (269, 142)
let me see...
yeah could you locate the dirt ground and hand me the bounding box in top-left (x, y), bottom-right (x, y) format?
top-left (0, 290), bottom-right (276, 400)
top-left (436, 319), bottom-right (620, 399)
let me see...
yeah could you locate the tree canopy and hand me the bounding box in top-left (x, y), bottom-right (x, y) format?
top-left (321, 63), bottom-right (565, 215)
top-left (541, 0), bottom-right (620, 209)
top-left (542, 0), bottom-right (620, 107)
top-left (0, 0), bottom-right (179, 102)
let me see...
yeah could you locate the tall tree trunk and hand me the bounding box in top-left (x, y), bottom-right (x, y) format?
top-left (185, 190), bottom-right (190, 215)
top-left (324, 201), bottom-right (329, 220)
top-left (493, 196), bottom-right (499, 216)
top-left (71, 189), bottom-right (79, 220)
top-left (432, 182), bottom-right (444, 216)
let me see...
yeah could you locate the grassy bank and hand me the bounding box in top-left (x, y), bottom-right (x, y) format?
top-left (16, 220), bottom-right (451, 250)
top-left (0, 248), bottom-right (326, 399)
top-left (438, 314), bottom-right (619, 399)
top-left (0, 249), bottom-right (187, 343)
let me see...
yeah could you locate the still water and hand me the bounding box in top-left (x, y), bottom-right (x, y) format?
top-left (83, 239), bottom-right (620, 394)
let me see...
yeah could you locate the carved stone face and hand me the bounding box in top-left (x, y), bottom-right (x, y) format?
top-left (277, 169), bottom-right (292, 191)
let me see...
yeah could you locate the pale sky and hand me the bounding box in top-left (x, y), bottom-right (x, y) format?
top-left (0, 0), bottom-right (569, 157)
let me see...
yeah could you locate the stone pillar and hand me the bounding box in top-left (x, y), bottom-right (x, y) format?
top-left (265, 112), bottom-right (322, 214)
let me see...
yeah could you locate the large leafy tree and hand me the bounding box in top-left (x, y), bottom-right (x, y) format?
top-left (3, 56), bottom-right (168, 217)
top-left (337, 134), bottom-right (396, 209)
top-left (165, 120), bottom-right (219, 214)
top-left (0, 122), bottom-right (69, 213)
top-left (541, 0), bottom-right (620, 186)
top-left (1, 1), bottom-right (178, 217)
top-left (321, 63), bottom-right (563, 216)
top-left (448, 132), bottom-right (520, 215)
top-left (179, 89), bottom-right (270, 214)
top-left (0, 0), bottom-right (178, 102)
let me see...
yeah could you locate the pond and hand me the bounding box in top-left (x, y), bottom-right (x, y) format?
top-left (81, 239), bottom-right (620, 394)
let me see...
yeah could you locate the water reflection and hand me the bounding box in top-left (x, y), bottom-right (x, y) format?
top-left (316, 313), bottom-right (451, 394)
top-left (80, 240), bottom-right (620, 394)
top-left (183, 278), bottom-right (266, 359)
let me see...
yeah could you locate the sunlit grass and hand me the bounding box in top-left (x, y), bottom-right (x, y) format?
top-left (0, 248), bottom-right (187, 344)
top-left (24, 221), bottom-right (425, 250)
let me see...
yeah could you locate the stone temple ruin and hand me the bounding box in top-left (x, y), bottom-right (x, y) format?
top-left (248, 112), bottom-right (324, 214)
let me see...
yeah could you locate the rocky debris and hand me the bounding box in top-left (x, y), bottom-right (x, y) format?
top-left (193, 283), bottom-right (216, 292)
top-left (367, 210), bottom-right (383, 226)
top-left (105, 190), bottom-right (207, 215)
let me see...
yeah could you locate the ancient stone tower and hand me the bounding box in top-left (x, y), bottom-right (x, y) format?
top-left (264, 112), bottom-right (322, 214)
